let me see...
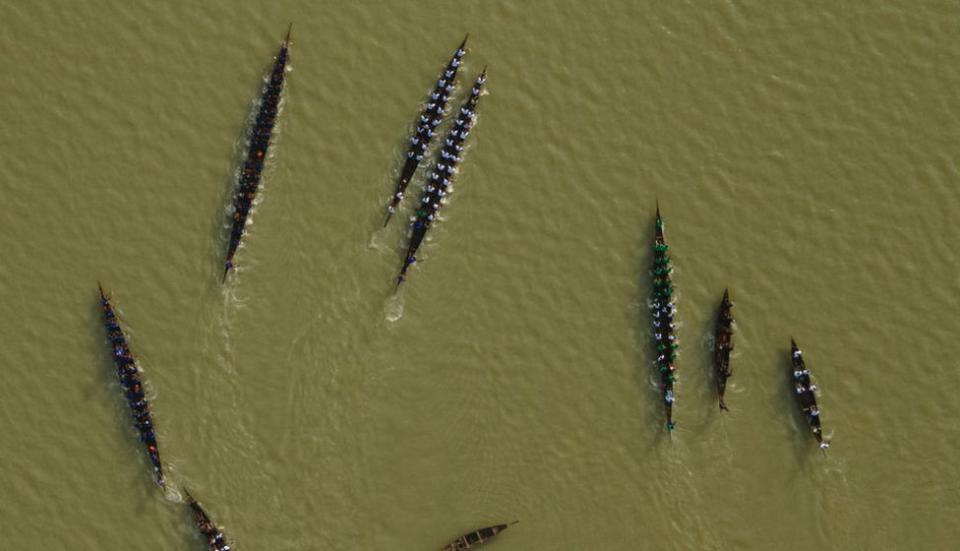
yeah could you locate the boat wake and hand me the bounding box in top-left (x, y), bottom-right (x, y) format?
top-left (384, 294), bottom-right (404, 322)
top-left (367, 231), bottom-right (388, 253)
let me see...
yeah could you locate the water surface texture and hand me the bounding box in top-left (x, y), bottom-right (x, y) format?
top-left (1, 1), bottom-right (959, 549)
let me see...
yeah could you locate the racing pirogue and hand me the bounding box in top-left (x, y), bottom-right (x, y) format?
top-left (384, 35), bottom-right (468, 226)
top-left (223, 25), bottom-right (292, 281)
top-left (396, 68), bottom-right (487, 288)
top-left (185, 490), bottom-right (233, 551)
top-left (97, 284), bottom-right (165, 487)
top-left (789, 338), bottom-right (830, 450)
top-left (440, 521), bottom-right (516, 550)
top-left (714, 289), bottom-right (734, 411)
top-left (650, 206), bottom-right (678, 431)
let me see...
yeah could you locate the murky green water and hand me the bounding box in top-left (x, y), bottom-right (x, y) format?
top-left (2, 0), bottom-right (959, 549)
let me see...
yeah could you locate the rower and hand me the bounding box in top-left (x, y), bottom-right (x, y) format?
top-left (795, 383), bottom-right (805, 394)
top-left (809, 405), bottom-right (820, 416)
top-left (793, 349), bottom-right (802, 359)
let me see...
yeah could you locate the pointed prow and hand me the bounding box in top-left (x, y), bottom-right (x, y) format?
top-left (284, 23), bottom-right (293, 44)
top-left (459, 33), bottom-right (469, 50)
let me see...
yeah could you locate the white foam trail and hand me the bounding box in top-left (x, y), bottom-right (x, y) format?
top-left (385, 294), bottom-right (404, 322)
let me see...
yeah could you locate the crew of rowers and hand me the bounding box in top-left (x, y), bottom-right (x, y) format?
top-left (651, 236), bottom-right (678, 428)
top-left (400, 71), bottom-right (486, 276)
top-left (225, 40), bottom-right (290, 270)
top-left (791, 346), bottom-right (829, 449)
top-left (100, 295), bottom-right (164, 485)
top-left (387, 43), bottom-right (467, 215)
top-left (196, 515), bottom-right (231, 551)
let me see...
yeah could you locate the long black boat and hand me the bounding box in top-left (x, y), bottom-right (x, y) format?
top-left (790, 338), bottom-right (830, 449)
top-left (714, 289), bottom-right (734, 411)
top-left (384, 35), bottom-right (468, 227)
top-left (97, 284), bottom-right (165, 487)
top-left (223, 25), bottom-right (292, 282)
top-left (396, 68), bottom-right (487, 288)
top-left (185, 490), bottom-right (233, 551)
top-left (650, 206), bottom-right (678, 432)
top-left (441, 521), bottom-right (516, 551)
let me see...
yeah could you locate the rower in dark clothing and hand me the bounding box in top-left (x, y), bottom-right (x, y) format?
top-left (127, 386), bottom-right (145, 402)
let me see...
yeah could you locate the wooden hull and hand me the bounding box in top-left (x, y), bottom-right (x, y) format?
top-left (185, 491), bottom-right (232, 551)
top-left (224, 28), bottom-right (292, 280)
top-left (650, 206), bottom-right (678, 431)
top-left (98, 284), bottom-right (164, 487)
top-left (397, 69), bottom-right (487, 287)
top-left (385, 36), bottom-right (468, 225)
top-left (714, 289), bottom-right (734, 410)
top-left (441, 523), bottom-right (511, 550)
top-left (790, 339), bottom-right (829, 449)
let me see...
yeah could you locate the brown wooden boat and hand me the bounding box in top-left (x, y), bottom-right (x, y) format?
top-left (184, 490), bottom-right (233, 550)
top-left (714, 288), bottom-right (734, 410)
top-left (441, 521), bottom-right (516, 550)
top-left (790, 338), bottom-right (830, 449)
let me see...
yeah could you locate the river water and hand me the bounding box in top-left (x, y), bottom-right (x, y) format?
top-left (1, 0), bottom-right (959, 549)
